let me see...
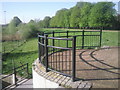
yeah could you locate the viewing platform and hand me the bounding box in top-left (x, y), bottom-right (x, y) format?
top-left (32, 59), bottom-right (92, 89)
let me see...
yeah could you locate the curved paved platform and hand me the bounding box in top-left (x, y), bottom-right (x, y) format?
top-left (33, 59), bottom-right (92, 89)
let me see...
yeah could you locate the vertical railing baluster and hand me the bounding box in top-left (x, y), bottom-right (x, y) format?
top-left (52, 31), bottom-right (54, 68)
top-left (82, 30), bottom-right (84, 49)
top-left (38, 33), bottom-right (41, 62)
top-left (42, 32), bottom-right (44, 55)
top-left (72, 36), bottom-right (76, 82)
top-left (45, 34), bottom-right (48, 72)
top-left (66, 31), bottom-right (69, 48)
top-left (26, 63), bottom-right (29, 77)
top-left (12, 60), bottom-right (17, 86)
top-left (100, 28), bottom-right (102, 47)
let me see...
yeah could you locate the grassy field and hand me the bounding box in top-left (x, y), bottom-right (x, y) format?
top-left (2, 29), bottom-right (119, 76)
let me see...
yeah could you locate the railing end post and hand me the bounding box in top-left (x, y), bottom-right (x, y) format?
top-left (72, 36), bottom-right (76, 82)
top-left (45, 34), bottom-right (49, 72)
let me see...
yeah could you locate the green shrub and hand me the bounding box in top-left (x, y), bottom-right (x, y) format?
top-left (18, 20), bottom-right (40, 39)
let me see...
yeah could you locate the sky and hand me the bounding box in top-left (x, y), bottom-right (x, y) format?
top-left (0, 0), bottom-right (119, 24)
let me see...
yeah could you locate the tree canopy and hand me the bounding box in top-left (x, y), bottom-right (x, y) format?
top-left (47, 2), bottom-right (118, 29)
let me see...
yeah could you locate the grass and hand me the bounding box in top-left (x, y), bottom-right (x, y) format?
top-left (2, 38), bottom-right (38, 75)
top-left (2, 29), bottom-right (119, 77)
top-left (2, 40), bottom-right (26, 53)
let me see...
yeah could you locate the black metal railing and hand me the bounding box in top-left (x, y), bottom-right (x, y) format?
top-left (38, 29), bottom-right (102, 82)
top-left (2, 63), bottom-right (29, 89)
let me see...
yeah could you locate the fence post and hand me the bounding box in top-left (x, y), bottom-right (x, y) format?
top-left (72, 36), bottom-right (76, 82)
top-left (26, 63), bottom-right (29, 78)
top-left (45, 34), bottom-right (49, 72)
top-left (4, 46), bottom-right (5, 54)
top-left (38, 33), bottom-right (41, 62)
top-left (82, 30), bottom-right (84, 49)
top-left (52, 31), bottom-right (54, 46)
top-left (42, 32), bottom-right (44, 55)
top-left (12, 66), bottom-right (17, 85)
top-left (100, 28), bottom-right (102, 47)
top-left (66, 31), bottom-right (69, 48)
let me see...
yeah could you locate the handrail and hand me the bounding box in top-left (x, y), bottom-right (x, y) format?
top-left (47, 37), bottom-right (73, 40)
top-left (47, 45), bottom-right (72, 50)
top-left (2, 62), bottom-right (29, 89)
top-left (38, 30), bottom-right (102, 82)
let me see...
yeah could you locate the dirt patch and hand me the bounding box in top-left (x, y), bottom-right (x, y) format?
top-left (48, 47), bottom-right (119, 88)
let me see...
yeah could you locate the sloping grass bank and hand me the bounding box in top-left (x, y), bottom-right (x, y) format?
top-left (2, 29), bottom-right (119, 76)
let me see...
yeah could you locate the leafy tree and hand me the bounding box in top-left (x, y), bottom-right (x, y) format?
top-left (50, 8), bottom-right (69, 28)
top-left (79, 2), bottom-right (93, 27)
top-left (42, 16), bottom-right (51, 28)
top-left (18, 20), bottom-right (39, 39)
top-left (64, 9), bottom-right (71, 28)
top-left (8, 16), bottom-right (22, 34)
top-left (49, 16), bottom-right (57, 27)
top-left (88, 2), bottom-right (116, 28)
top-left (69, 6), bottom-right (81, 28)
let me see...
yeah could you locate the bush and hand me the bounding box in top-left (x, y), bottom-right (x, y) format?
top-left (18, 21), bottom-right (39, 39)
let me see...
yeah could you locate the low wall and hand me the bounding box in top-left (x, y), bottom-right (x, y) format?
top-left (32, 68), bottom-right (59, 88)
top-left (32, 58), bottom-right (92, 89)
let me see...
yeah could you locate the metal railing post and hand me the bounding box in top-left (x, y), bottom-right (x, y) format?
top-left (26, 63), bottom-right (29, 77)
top-left (52, 31), bottom-right (54, 46)
top-left (82, 30), bottom-right (84, 49)
top-left (38, 33), bottom-right (41, 62)
top-left (42, 32), bottom-right (44, 55)
top-left (72, 36), bottom-right (76, 82)
top-left (45, 34), bottom-right (49, 72)
top-left (100, 28), bottom-right (102, 47)
top-left (66, 31), bottom-right (69, 48)
top-left (4, 46), bottom-right (5, 54)
top-left (13, 66), bottom-right (17, 85)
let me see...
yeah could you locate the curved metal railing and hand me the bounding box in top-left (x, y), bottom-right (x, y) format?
top-left (38, 30), bottom-right (102, 82)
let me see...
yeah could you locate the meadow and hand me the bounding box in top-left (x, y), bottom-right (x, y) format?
top-left (2, 29), bottom-right (119, 76)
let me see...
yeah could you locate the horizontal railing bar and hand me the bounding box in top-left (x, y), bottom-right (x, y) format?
top-left (47, 37), bottom-right (73, 40)
top-left (43, 30), bottom-right (101, 34)
top-left (38, 42), bottom-right (45, 46)
top-left (14, 63), bottom-right (27, 70)
top-left (83, 30), bottom-right (101, 32)
top-left (2, 63), bottom-right (28, 74)
top-left (16, 66), bottom-right (27, 73)
top-left (47, 45), bottom-right (72, 50)
top-left (83, 46), bottom-right (100, 47)
top-left (45, 31), bottom-right (66, 34)
top-left (83, 35), bottom-right (100, 36)
top-left (38, 35), bottom-right (100, 39)
top-left (38, 35), bottom-right (45, 38)
top-left (2, 73), bottom-right (13, 79)
top-left (54, 35), bottom-right (100, 38)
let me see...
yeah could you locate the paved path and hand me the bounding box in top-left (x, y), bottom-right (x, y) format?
top-left (15, 79), bottom-right (33, 88)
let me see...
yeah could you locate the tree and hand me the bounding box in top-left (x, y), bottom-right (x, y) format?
top-left (79, 2), bottom-right (93, 27)
top-left (69, 6), bottom-right (81, 28)
top-left (88, 2), bottom-right (116, 28)
top-left (50, 8), bottom-right (69, 28)
top-left (8, 16), bottom-right (22, 34)
top-left (42, 16), bottom-right (51, 28)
